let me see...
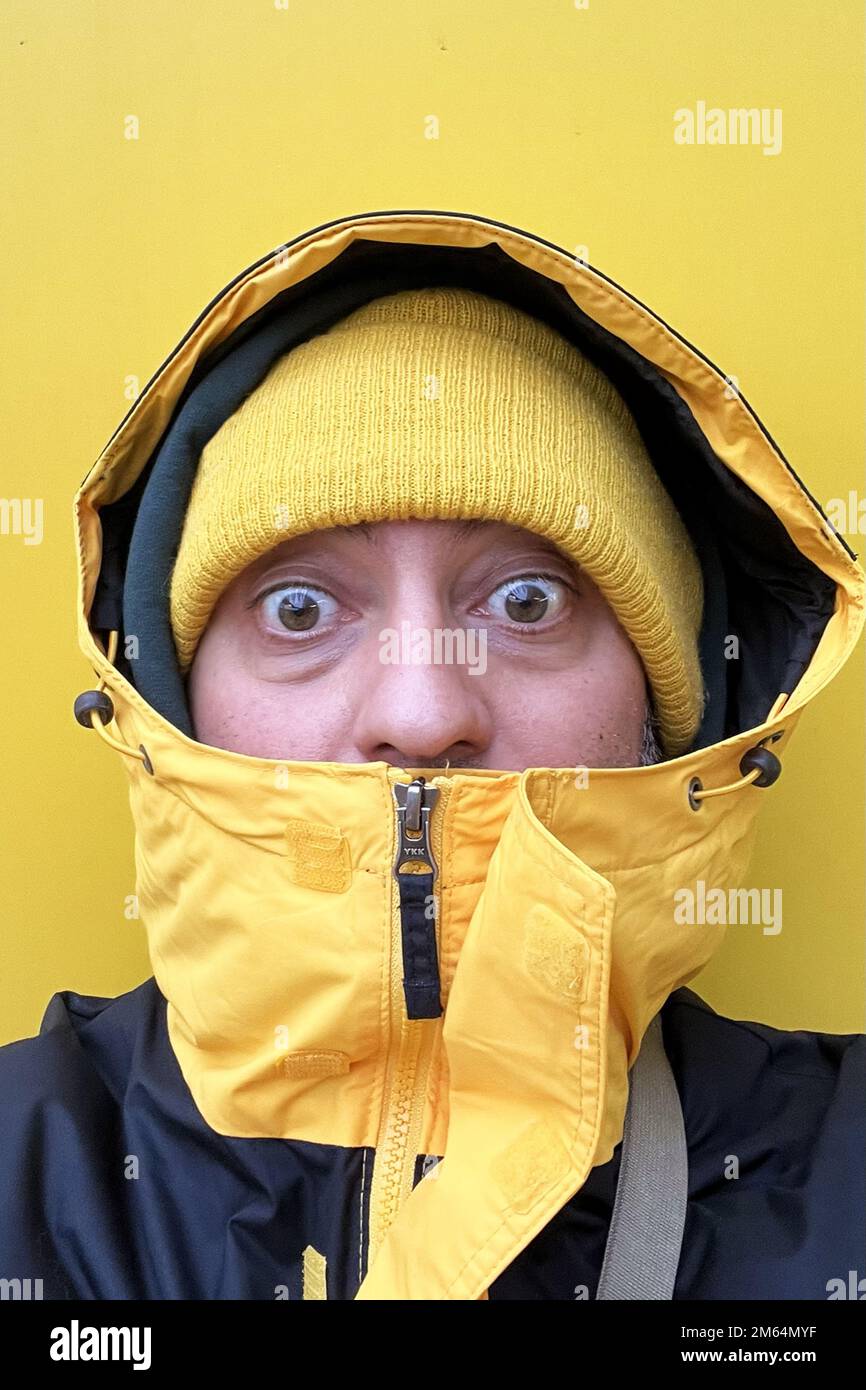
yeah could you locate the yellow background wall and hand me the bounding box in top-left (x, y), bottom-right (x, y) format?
top-left (1, 0), bottom-right (863, 1042)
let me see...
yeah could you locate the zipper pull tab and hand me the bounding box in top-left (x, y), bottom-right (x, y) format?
top-left (392, 778), bottom-right (442, 1020)
top-left (393, 776), bottom-right (440, 877)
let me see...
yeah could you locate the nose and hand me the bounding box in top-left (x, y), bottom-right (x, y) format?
top-left (351, 625), bottom-right (493, 767)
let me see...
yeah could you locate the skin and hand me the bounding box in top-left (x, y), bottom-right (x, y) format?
top-left (187, 518), bottom-right (654, 771)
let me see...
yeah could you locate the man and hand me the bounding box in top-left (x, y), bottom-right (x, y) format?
top-left (0, 211), bottom-right (863, 1300)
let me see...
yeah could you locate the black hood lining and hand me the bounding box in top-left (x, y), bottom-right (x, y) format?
top-left (91, 236), bottom-right (837, 753)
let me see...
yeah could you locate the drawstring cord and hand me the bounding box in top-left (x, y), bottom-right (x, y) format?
top-left (688, 692), bottom-right (788, 808)
top-left (73, 630), bottom-right (153, 770)
top-left (74, 633), bottom-right (788, 803)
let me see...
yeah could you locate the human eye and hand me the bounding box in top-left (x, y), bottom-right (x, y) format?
top-left (255, 582), bottom-right (340, 636)
top-left (484, 572), bottom-right (574, 626)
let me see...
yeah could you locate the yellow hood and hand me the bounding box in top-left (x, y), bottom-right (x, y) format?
top-left (73, 210), bottom-right (864, 1300)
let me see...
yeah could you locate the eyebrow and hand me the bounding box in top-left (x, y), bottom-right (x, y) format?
top-left (339, 520), bottom-right (486, 544)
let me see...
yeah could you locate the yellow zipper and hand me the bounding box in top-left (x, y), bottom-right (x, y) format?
top-left (366, 773), bottom-right (452, 1267)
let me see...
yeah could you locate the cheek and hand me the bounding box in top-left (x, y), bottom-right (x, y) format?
top-left (187, 639), bottom-right (254, 752)
top-left (188, 624), bottom-right (358, 760)
top-left (486, 628), bottom-right (648, 767)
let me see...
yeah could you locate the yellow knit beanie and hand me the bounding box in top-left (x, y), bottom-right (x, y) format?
top-left (169, 287), bottom-right (705, 756)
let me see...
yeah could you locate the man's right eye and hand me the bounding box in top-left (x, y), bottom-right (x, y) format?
top-left (259, 584), bottom-right (339, 634)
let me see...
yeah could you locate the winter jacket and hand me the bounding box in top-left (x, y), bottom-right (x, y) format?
top-left (1, 210), bottom-right (863, 1300)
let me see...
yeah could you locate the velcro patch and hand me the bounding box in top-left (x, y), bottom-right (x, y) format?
top-left (277, 1050), bottom-right (350, 1079)
top-left (490, 1120), bottom-right (572, 1213)
top-left (523, 906), bottom-right (590, 1001)
top-left (284, 818), bottom-right (352, 893)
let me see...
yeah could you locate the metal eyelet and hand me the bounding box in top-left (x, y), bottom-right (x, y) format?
top-left (139, 745), bottom-right (155, 775)
top-left (687, 776), bottom-right (703, 811)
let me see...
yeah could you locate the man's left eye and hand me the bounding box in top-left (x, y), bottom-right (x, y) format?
top-left (486, 575), bottom-right (569, 625)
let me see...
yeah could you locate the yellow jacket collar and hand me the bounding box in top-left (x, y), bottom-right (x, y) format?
top-left (93, 692), bottom-right (778, 1296)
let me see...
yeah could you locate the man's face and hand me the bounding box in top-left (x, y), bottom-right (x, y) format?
top-left (188, 519), bottom-right (651, 771)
